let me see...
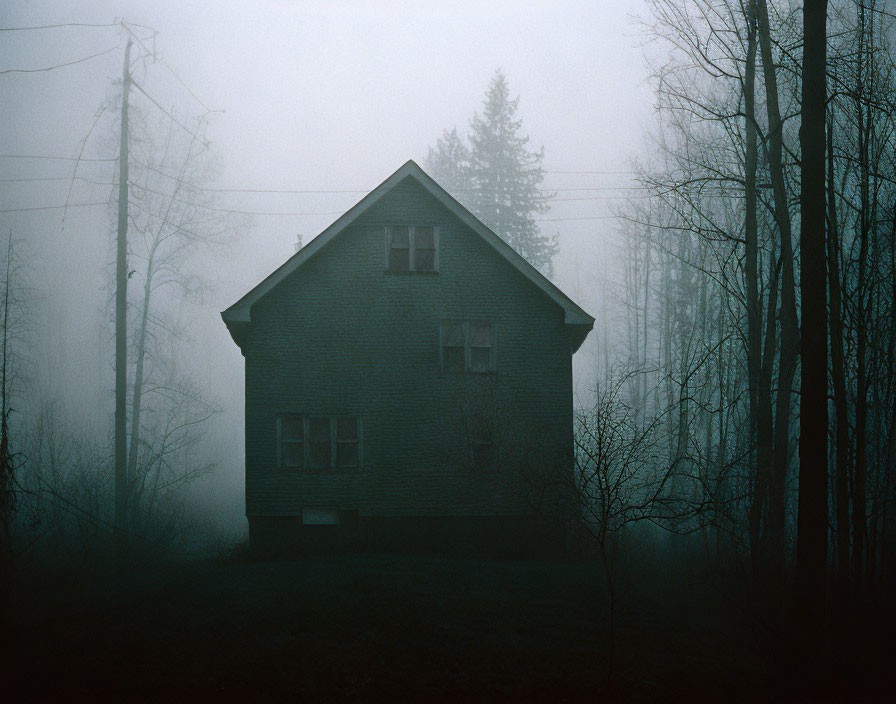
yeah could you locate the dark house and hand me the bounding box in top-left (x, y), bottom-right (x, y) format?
top-left (222, 160), bottom-right (593, 554)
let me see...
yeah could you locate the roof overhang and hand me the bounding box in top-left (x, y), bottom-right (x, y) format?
top-left (221, 160), bottom-right (594, 353)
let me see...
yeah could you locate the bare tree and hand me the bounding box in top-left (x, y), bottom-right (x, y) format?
top-left (119, 106), bottom-right (234, 541)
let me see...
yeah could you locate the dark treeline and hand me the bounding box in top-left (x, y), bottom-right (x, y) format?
top-left (593, 0), bottom-right (893, 646)
top-left (1, 2), bottom-right (894, 698)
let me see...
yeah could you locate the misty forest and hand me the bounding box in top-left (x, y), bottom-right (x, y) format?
top-left (1, 1), bottom-right (894, 701)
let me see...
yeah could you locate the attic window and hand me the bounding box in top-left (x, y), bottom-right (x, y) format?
top-left (386, 225), bottom-right (438, 272)
top-left (440, 320), bottom-right (496, 373)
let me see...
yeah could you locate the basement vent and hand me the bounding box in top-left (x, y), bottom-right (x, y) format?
top-left (302, 507), bottom-right (341, 525)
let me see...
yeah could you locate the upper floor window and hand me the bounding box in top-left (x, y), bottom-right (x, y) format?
top-left (440, 320), bottom-right (495, 373)
top-left (277, 415), bottom-right (362, 471)
top-left (386, 225), bottom-right (438, 273)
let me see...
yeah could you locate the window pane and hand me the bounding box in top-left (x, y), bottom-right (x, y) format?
top-left (336, 442), bottom-right (359, 468)
top-left (282, 442), bottom-right (303, 467)
top-left (444, 346), bottom-right (465, 372)
top-left (389, 248), bottom-right (409, 271)
top-left (391, 225), bottom-right (409, 248)
top-left (281, 416), bottom-right (303, 441)
top-left (415, 248), bottom-right (434, 272)
top-left (443, 321), bottom-right (464, 346)
top-left (336, 417), bottom-right (357, 441)
top-left (309, 417), bottom-right (330, 442)
top-left (470, 346), bottom-right (491, 372)
top-left (415, 226), bottom-right (434, 248)
top-left (471, 323), bottom-right (492, 347)
top-left (309, 441), bottom-right (330, 469)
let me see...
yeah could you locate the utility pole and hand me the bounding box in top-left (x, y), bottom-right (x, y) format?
top-left (1, 230), bottom-right (13, 578)
top-left (115, 40), bottom-right (132, 556)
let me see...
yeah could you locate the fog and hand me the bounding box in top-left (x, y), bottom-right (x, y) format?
top-left (1, 0), bottom-right (651, 538)
top-left (2, 1), bottom-right (894, 701)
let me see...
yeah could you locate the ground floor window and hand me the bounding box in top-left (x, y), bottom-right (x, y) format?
top-left (277, 415), bottom-right (362, 470)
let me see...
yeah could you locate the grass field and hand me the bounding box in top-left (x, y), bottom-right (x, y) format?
top-left (6, 546), bottom-right (889, 702)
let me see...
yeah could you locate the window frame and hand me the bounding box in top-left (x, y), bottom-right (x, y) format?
top-left (334, 416), bottom-right (362, 470)
top-left (439, 320), bottom-right (497, 374)
top-left (470, 414), bottom-right (496, 470)
top-left (385, 224), bottom-right (440, 273)
top-left (277, 414), bottom-right (363, 471)
top-left (276, 414), bottom-right (305, 469)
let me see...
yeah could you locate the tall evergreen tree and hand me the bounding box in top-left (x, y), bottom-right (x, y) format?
top-left (425, 70), bottom-right (558, 275)
top-left (425, 127), bottom-right (472, 209)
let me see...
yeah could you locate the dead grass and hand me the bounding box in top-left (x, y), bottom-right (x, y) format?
top-left (5, 546), bottom-right (889, 702)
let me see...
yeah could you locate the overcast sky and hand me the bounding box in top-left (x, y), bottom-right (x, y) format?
top-left (1, 0), bottom-right (652, 266)
top-left (1, 1), bottom-right (655, 514)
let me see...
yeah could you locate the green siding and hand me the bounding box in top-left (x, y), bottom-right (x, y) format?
top-left (244, 176), bottom-right (573, 517)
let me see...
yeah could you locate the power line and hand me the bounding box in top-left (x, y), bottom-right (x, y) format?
top-left (131, 79), bottom-right (203, 140)
top-left (0, 201), bottom-right (110, 213)
top-left (128, 181), bottom-right (345, 216)
top-left (127, 163), bottom-right (645, 195)
top-left (0, 45), bottom-right (119, 75)
top-left (0, 22), bottom-right (119, 31)
top-left (544, 170), bottom-right (637, 175)
top-left (0, 175), bottom-right (113, 185)
top-left (131, 162), bottom-right (369, 194)
top-left (0, 153), bottom-right (117, 162)
top-left (119, 21), bottom-right (156, 63)
top-left (161, 59), bottom-right (213, 113)
top-left (536, 215), bottom-right (620, 222)
top-left (120, 21), bottom-right (218, 115)
top-left (552, 194), bottom-right (649, 201)
top-left (545, 169), bottom-right (637, 175)
top-left (0, 159), bottom-right (648, 195)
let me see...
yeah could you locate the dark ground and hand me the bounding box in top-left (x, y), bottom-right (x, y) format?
top-left (5, 545), bottom-right (892, 702)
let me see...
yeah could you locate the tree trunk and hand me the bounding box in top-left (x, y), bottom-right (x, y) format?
top-left (743, 1), bottom-right (766, 578)
top-left (826, 109), bottom-right (850, 612)
top-left (796, 0), bottom-right (829, 641)
top-left (852, 1), bottom-right (869, 597)
top-left (757, 0), bottom-right (800, 595)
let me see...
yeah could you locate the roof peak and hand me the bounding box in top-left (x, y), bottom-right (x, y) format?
top-left (221, 160), bottom-right (593, 350)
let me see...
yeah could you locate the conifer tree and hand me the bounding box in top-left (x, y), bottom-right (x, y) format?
top-left (426, 70), bottom-right (558, 275)
top-left (425, 127), bottom-right (472, 209)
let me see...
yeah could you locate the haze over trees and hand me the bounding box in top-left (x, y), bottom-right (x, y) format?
top-left (0, 2), bottom-right (894, 699)
top-left (597, 0), bottom-right (892, 648)
top-left (1, 22), bottom-right (240, 564)
top-left (426, 70), bottom-right (558, 275)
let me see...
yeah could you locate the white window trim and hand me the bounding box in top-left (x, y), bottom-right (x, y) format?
top-left (385, 224), bottom-right (440, 273)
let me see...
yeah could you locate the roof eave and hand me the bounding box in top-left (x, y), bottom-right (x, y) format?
top-left (220, 160), bottom-right (595, 349)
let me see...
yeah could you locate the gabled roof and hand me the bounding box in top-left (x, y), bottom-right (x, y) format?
top-left (221, 160), bottom-right (594, 350)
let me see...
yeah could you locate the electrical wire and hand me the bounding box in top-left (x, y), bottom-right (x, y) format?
top-left (0, 153), bottom-right (117, 162)
top-left (0, 201), bottom-right (111, 213)
top-left (0, 22), bottom-right (119, 31)
top-left (131, 80), bottom-right (203, 140)
top-left (0, 45), bottom-right (119, 75)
